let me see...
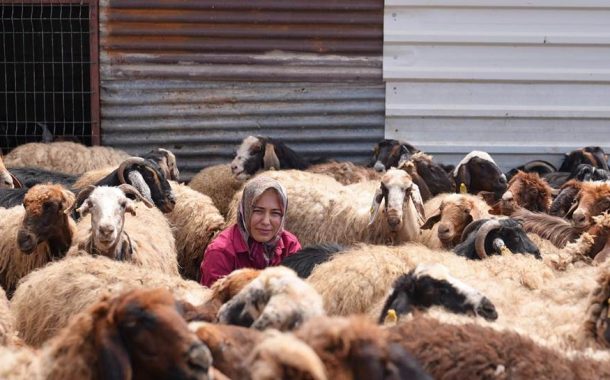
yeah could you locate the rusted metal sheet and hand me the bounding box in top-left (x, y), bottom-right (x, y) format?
top-left (99, 0), bottom-right (384, 180)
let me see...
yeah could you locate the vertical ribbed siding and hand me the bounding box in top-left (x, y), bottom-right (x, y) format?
top-left (99, 0), bottom-right (384, 180)
top-left (384, 0), bottom-right (610, 171)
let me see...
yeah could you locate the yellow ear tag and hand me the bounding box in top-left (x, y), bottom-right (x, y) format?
top-left (384, 309), bottom-right (398, 325)
top-left (460, 183), bottom-right (468, 194)
top-left (500, 246), bottom-right (512, 256)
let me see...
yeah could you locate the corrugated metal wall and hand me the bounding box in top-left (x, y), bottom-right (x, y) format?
top-left (384, 0), bottom-right (610, 171)
top-left (99, 0), bottom-right (384, 180)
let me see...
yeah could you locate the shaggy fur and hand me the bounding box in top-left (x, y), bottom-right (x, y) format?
top-left (495, 171), bottom-right (553, 215)
top-left (307, 160), bottom-right (381, 185)
top-left (189, 164), bottom-right (245, 218)
top-left (227, 169), bottom-right (425, 246)
top-left (1, 288), bottom-right (213, 380)
top-left (512, 208), bottom-right (584, 248)
top-left (4, 142), bottom-right (131, 175)
top-left (67, 201), bottom-right (179, 275)
top-left (0, 155), bottom-right (17, 189)
top-left (8, 167), bottom-right (77, 188)
top-left (0, 185), bottom-right (77, 294)
top-left (418, 193), bottom-right (491, 249)
top-left (571, 181), bottom-right (610, 229)
top-left (281, 243), bottom-right (345, 278)
top-left (11, 255), bottom-right (211, 347)
top-left (582, 262), bottom-right (610, 349)
top-left (550, 179), bottom-right (582, 217)
top-left (296, 316), bottom-right (431, 380)
top-left (388, 316), bottom-right (610, 380)
top-left (218, 266), bottom-right (325, 331)
top-left (0, 287), bottom-right (17, 346)
top-left (166, 182), bottom-right (225, 281)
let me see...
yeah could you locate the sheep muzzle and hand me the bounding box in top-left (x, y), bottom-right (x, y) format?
top-left (475, 297), bottom-right (498, 321)
top-left (386, 209), bottom-right (402, 230)
top-left (17, 229), bottom-right (38, 254)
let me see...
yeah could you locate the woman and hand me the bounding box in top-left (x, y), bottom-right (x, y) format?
top-left (200, 176), bottom-right (301, 287)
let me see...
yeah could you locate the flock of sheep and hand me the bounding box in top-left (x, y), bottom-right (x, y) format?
top-left (0, 138), bottom-right (609, 379)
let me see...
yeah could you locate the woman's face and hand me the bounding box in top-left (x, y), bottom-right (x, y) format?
top-left (249, 189), bottom-right (283, 243)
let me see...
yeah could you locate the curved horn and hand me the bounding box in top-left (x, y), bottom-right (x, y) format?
top-left (117, 184), bottom-right (154, 208)
top-left (73, 185), bottom-right (97, 214)
top-left (10, 173), bottom-right (23, 188)
top-left (117, 157), bottom-right (147, 184)
top-left (474, 219), bottom-right (503, 259)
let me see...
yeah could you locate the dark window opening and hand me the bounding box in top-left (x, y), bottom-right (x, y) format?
top-left (0, 3), bottom-right (93, 154)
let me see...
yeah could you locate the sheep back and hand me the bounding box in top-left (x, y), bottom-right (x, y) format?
top-left (72, 166), bottom-right (115, 189)
top-left (306, 161), bottom-right (381, 185)
top-left (11, 255), bottom-right (210, 347)
top-left (189, 164), bottom-right (244, 218)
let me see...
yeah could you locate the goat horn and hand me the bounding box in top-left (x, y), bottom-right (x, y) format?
top-left (74, 185), bottom-right (97, 214)
top-left (117, 157), bottom-right (147, 184)
top-left (117, 184), bottom-right (154, 208)
top-left (474, 219), bottom-right (503, 259)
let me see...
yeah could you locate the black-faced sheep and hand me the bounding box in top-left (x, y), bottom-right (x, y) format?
top-left (188, 164), bottom-right (245, 218)
top-left (3, 141), bottom-right (131, 175)
top-left (559, 146), bottom-right (609, 173)
top-left (0, 288), bottom-right (213, 380)
top-left (454, 218), bottom-right (541, 260)
top-left (378, 264), bottom-right (498, 323)
top-left (10, 254), bottom-right (211, 347)
top-left (388, 316), bottom-right (610, 380)
top-left (452, 150), bottom-right (508, 200)
top-left (217, 266), bottom-right (324, 331)
top-left (0, 184), bottom-right (76, 295)
top-left (281, 243), bottom-right (345, 278)
top-left (228, 169), bottom-right (426, 246)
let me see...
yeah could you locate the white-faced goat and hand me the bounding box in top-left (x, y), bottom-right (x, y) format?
top-left (454, 218), bottom-right (541, 260)
top-left (378, 264), bottom-right (498, 324)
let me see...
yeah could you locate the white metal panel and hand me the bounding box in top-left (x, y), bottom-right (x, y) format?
top-left (384, 1), bottom-right (610, 172)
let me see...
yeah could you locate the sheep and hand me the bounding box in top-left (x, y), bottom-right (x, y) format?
top-left (306, 160), bottom-right (382, 185)
top-left (544, 146), bottom-right (610, 188)
top-left (453, 218), bottom-right (541, 260)
top-left (189, 322), bottom-right (327, 380)
top-left (295, 315), bottom-right (432, 380)
top-left (407, 152), bottom-right (455, 196)
top-left (67, 185), bottom-right (179, 275)
top-left (3, 141), bottom-right (131, 175)
top-left (166, 181), bottom-right (225, 281)
top-left (388, 316), bottom-right (610, 380)
top-left (1, 288), bottom-right (214, 379)
top-left (306, 243), bottom-right (555, 317)
top-left (369, 138), bottom-right (419, 172)
top-left (142, 147), bottom-right (180, 181)
top-left (188, 164), bottom-right (245, 218)
top-left (378, 263), bottom-right (498, 323)
top-left (418, 193), bottom-right (491, 249)
top-left (281, 243), bottom-right (345, 278)
top-left (512, 208), bottom-right (584, 248)
top-left (582, 261), bottom-right (610, 349)
top-left (217, 266), bottom-right (325, 331)
top-left (227, 168), bottom-right (426, 246)
top-left (569, 180), bottom-right (610, 229)
top-left (0, 287), bottom-right (18, 346)
top-left (550, 179), bottom-right (582, 217)
top-left (73, 157), bottom-right (176, 213)
top-left (505, 159), bottom-right (557, 182)
top-left (0, 155), bottom-right (20, 189)
top-left (10, 254), bottom-right (211, 347)
top-left (0, 184), bottom-right (76, 295)
top-left (452, 150), bottom-right (508, 201)
top-left (492, 171), bottom-right (554, 215)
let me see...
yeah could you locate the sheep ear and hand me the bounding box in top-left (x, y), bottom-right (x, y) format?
top-left (61, 189), bottom-right (76, 215)
top-left (455, 164), bottom-right (471, 192)
top-left (77, 199), bottom-right (92, 217)
top-left (263, 143), bottom-right (280, 170)
top-left (10, 173), bottom-right (23, 188)
top-left (369, 187), bottom-right (384, 225)
top-left (94, 304), bottom-right (132, 380)
top-left (421, 210), bottom-right (441, 230)
top-left (410, 184), bottom-right (426, 225)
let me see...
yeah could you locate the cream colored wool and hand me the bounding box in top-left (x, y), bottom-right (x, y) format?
top-left (189, 164), bottom-right (245, 218)
top-left (11, 255), bottom-right (210, 347)
top-left (67, 202), bottom-right (179, 275)
top-left (227, 169), bottom-right (422, 246)
top-left (0, 287), bottom-right (17, 346)
top-left (166, 181), bottom-right (225, 280)
top-left (4, 142), bottom-right (130, 175)
top-left (0, 206), bottom-right (76, 293)
top-left (72, 166), bottom-right (115, 188)
top-left (306, 161), bottom-right (381, 185)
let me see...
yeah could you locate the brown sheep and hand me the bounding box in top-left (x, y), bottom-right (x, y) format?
top-left (550, 179), bottom-right (582, 217)
top-left (188, 164), bottom-right (244, 218)
top-left (571, 181), bottom-right (610, 229)
top-left (0, 184), bottom-right (76, 295)
top-left (388, 316), bottom-right (610, 380)
top-left (493, 171), bottom-right (553, 215)
top-left (0, 288), bottom-right (213, 379)
top-left (582, 261), bottom-right (610, 349)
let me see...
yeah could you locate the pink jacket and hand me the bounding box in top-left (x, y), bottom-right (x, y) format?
top-left (200, 224), bottom-right (301, 287)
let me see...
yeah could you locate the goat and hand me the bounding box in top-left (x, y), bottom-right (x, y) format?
top-left (281, 243), bottom-right (345, 278)
top-left (1, 288), bottom-right (214, 379)
top-left (217, 266), bottom-right (324, 331)
top-left (142, 147), bottom-right (180, 181)
top-left (227, 168), bottom-right (426, 246)
top-left (419, 193), bottom-right (491, 249)
top-left (0, 184), bottom-right (76, 295)
top-left (454, 218), bottom-right (541, 260)
top-left (453, 151), bottom-right (507, 200)
top-left (492, 171), bottom-right (553, 215)
top-left (378, 264), bottom-right (498, 323)
top-left (369, 139), bottom-right (419, 172)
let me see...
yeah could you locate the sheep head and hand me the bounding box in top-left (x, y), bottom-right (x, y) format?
top-left (369, 139), bottom-right (419, 172)
top-left (570, 182), bottom-right (610, 229)
top-left (453, 151), bottom-right (507, 200)
top-left (421, 194), bottom-right (487, 248)
top-left (369, 168), bottom-right (425, 234)
top-left (559, 146), bottom-right (609, 173)
top-left (91, 288), bottom-right (213, 380)
top-left (18, 184), bottom-right (76, 257)
top-left (76, 185), bottom-right (153, 259)
top-left (143, 148), bottom-right (180, 181)
top-left (378, 263), bottom-right (498, 323)
top-left (116, 157), bottom-right (176, 213)
top-left (496, 171), bottom-right (553, 215)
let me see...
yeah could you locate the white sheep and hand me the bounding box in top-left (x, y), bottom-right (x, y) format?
top-left (66, 185), bottom-right (179, 275)
top-left (0, 184), bottom-right (77, 294)
top-left (218, 266), bottom-right (325, 331)
top-left (227, 168), bottom-right (425, 246)
top-left (188, 163), bottom-right (245, 217)
top-left (11, 254), bottom-right (211, 347)
top-left (0, 287), bottom-right (18, 346)
top-left (4, 141), bottom-right (131, 175)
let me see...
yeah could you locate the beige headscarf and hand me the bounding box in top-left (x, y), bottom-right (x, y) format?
top-left (237, 176), bottom-right (288, 260)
